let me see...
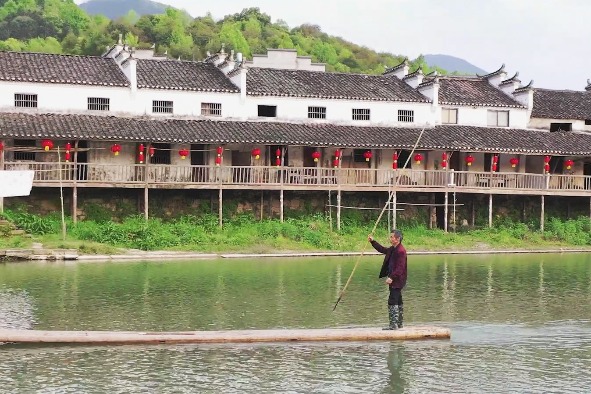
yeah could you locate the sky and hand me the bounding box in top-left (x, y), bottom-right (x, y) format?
top-left (79, 0), bottom-right (590, 90)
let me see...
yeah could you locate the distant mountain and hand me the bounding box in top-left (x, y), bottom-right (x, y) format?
top-left (79, 0), bottom-right (176, 19)
top-left (423, 54), bottom-right (487, 75)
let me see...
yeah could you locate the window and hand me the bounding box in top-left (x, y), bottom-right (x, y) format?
top-left (201, 102), bottom-right (222, 116)
top-left (585, 119), bottom-right (591, 126)
top-left (13, 140), bottom-right (36, 161)
top-left (14, 94), bottom-right (37, 108)
top-left (352, 108), bottom-right (370, 121)
top-left (398, 110), bottom-right (414, 122)
top-left (153, 100), bottom-right (173, 114)
top-left (487, 110), bottom-right (509, 127)
top-left (88, 97), bottom-right (110, 111)
top-left (258, 105), bottom-right (277, 117)
top-left (149, 143), bottom-right (171, 165)
top-left (442, 108), bottom-right (458, 124)
top-left (550, 122), bottom-right (572, 132)
top-left (308, 106), bottom-right (326, 119)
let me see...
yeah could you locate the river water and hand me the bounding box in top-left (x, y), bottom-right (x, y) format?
top-left (1, 253), bottom-right (590, 393)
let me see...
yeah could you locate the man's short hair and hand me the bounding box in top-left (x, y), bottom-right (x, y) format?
top-left (391, 229), bottom-right (403, 242)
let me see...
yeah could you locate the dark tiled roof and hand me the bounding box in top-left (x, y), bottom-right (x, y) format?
top-left (437, 77), bottom-right (525, 108)
top-left (246, 68), bottom-right (429, 102)
top-left (0, 51), bottom-right (129, 87)
top-left (1, 112), bottom-right (590, 155)
top-left (531, 89), bottom-right (591, 120)
top-left (136, 59), bottom-right (239, 92)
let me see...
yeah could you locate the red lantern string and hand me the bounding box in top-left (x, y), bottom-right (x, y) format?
top-left (441, 152), bottom-right (447, 168)
top-left (275, 148), bottom-right (281, 167)
top-left (149, 146), bottom-right (155, 157)
top-left (392, 152), bottom-right (398, 170)
top-left (65, 142), bottom-right (71, 163)
top-left (216, 146), bottom-right (223, 166)
top-left (138, 144), bottom-right (144, 164)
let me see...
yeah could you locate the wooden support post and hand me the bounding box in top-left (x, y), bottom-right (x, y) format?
top-left (540, 195), bottom-right (545, 232)
top-left (279, 189), bottom-right (284, 222)
top-left (328, 190), bottom-right (333, 232)
top-left (279, 150), bottom-right (284, 223)
top-left (444, 191), bottom-right (449, 233)
top-left (260, 190), bottom-right (264, 221)
top-left (218, 187), bottom-right (223, 228)
top-left (392, 190), bottom-right (397, 230)
top-left (336, 188), bottom-right (342, 232)
top-left (488, 194), bottom-right (493, 228)
top-left (0, 145), bottom-right (4, 213)
top-left (429, 193), bottom-right (435, 229)
top-left (72, 140), bottom-right (78, 223)
top-left (471, 197), bottom-right (475, 227)
top-left (143, 153), bottom-right (149, 221)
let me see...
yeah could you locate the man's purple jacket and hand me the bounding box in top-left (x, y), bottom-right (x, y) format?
top-left (370, 240), bottom-right (407, 289)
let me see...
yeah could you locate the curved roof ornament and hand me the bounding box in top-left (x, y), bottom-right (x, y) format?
top-left (514, 79), bottom-right (534, 93)
top-left (383, 57), bottom-right (409, 75)
top-left (477, 63), bottom-right (505, 79)
top-left (586, 79), bottom-right (591, 91)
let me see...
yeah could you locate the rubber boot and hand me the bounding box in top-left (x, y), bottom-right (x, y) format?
top-left (383, 305), bottom-right (399, 330)
top-left (397, 305), bottom-right (404, 329)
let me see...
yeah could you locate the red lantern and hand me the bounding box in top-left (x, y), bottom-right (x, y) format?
top-left (312, 151), bottom-right (321, 163)
top-left (333, 159), bottom-right (339, 168)
top-left (492, 155), bottom-right (499, 164)
top-left (179, 148), bottom-right (189, 160)
top-left (111, 144), bottom-right (121, 156)
top-left (216, 146), bottom-right (223, 166)
top-left (392, 152), bottom-right (398, 170)
top-left (275, 148), bottom-right (281, 167)
top-left (0, 142), bottom-right (3, 151)
top-left (138, 144), bottom-right (145, 164)
top-left (149, 146), bottom-right (155, 157)
top-left (544, 163), bottom-right (550, 173)
top-left (64, 142), bottom-right (71, 163)
top-left (335, 150), bottom-right (341, 158)
top-left (414, 153), bottom-right (423, 165)
top-left (363, 150), bottom-right (373, 162)
top-left (465, 154), bottom-right (474, 167)
top-left (544, 156), bottom-right (551, 163)
top-left (510, 157), bottom-right (519, 168)
top-left (251, 148), bottom-right (261, 160)
top-left (441, 152), bottom-right (447, 168)
top-left (41, 139), bottom-right (53, 151)
top-left (565, 159), bottom-right (574, 170)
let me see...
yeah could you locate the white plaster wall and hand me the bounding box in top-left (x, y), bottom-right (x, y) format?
top-left (441, 106), bottom-right (529, 128)
top-left (528, 117), bottom-right (591, 133)
top-left (0, 82), bottom-right (131, 113)
top-left (134, 89), bottom-right (243, 117)
top-left (243, 96), bottom-right (436, 126)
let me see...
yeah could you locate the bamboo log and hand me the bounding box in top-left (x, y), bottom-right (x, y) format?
top-left (0, 326), bottom-right (450, 345)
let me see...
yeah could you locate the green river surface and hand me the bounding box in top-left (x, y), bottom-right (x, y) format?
top-left (1, 253), bottom-right (590, 393)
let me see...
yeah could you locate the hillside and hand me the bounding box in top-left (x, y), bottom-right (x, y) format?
top-left (79, 0), bottom-right (171, 19)
top-left (0, 1), bottom-right (451, 77)
top-left (423, 54), bottom-right (487, 75)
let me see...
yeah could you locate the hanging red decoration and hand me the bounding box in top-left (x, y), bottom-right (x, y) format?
top-left (64, 142), bottom-right (71, 163)
top-left (179, 148), bottom-right (189, 160)
top-left (335, 150), bottom-right (341, 159)
top-left (565, 159), bottom-right (574, 170)
top-left (392, 152), bottom-right (398, 170)
top-left (0, 142), bottom-right (3, 151)
top-left (414, 153), bottom-right (423, 165)
top-left (41, 139), bottom-right (53, 151)
top-left (251, 148), bottom-right (261, 160)
top-left (510, 157), bottom-right (519, 168)
top-left (149, 146), bottom-right (155, 157)
top-left (333, 159), bottom-right (339, 168)
top-left (465, 154), bottom-right (474, 167)
top-left (492, 155), bottom-right (499, 164)
top-left (216, 146), bottom-right (223, 166)
top-left (544, 155), bottom-right (551, 173)
top-left (111, 144), bottom-right (121, 156)
top-left (312, 151), bottom-right (321, 163)
top-left (275, 148), bottom-right (281, 167)
top-left (441, 152), bottom-right (447, 168)
top-left (363, 150), bottom-right (373, 162)
top-left (544, 156), bottom-right (551, 163)
top-left (138, 144), bottom-right (145, 164)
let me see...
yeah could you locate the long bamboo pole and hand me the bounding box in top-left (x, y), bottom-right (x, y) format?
top-left (332, 126), bottom-right (426, 311)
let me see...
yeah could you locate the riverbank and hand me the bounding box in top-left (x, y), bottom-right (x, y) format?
top-left (3, 245), bottom-right (591, 263)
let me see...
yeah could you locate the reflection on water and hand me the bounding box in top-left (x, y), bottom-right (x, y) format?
top-left (0, 286), bottom-right (36, 330)
top-left (1, 254), bottom-right (591, 393)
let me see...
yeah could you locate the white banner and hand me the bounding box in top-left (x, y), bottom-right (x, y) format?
top-left (0, 170), bottom-right (35, 197)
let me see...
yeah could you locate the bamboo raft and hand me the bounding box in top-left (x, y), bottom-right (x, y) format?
top-left (0, 326), bottom-right (450, 345)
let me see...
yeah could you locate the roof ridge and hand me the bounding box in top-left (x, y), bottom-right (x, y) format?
top-left (1, 50), bottom-right (105, 60)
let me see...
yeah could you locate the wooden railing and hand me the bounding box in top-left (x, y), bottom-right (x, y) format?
top-left (4, 162), bottom-right (591, 193)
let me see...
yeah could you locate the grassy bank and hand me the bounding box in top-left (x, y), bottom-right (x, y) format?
top-left (2, 210), bottom-right (591, 255)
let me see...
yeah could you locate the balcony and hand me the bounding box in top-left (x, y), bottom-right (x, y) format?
top-left (3, 162), bottom-right (591, 196)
